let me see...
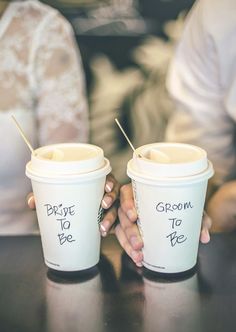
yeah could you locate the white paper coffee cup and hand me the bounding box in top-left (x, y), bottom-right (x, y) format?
top-left (26, 143), bottom-right (111, 272)
top-left (127, 143), bottom-right (214, 274)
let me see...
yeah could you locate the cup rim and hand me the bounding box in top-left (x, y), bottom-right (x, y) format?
top-left (127, 142), bottom-right (214, 184)
top-left (26, 158), bottom-right (111, 183)
top-left (26, 143), bottom-right (111, 183)
top-left (127, 160), bottom-right (214, 186)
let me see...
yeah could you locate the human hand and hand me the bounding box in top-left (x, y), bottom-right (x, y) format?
top-left (115, 183), bottom-right (143, 267)
top-left (206, 181), bottom-right (236, 233)
top-left (115, 183), bottom-right (212, 267)
top-left (99, 173), bottom-right (120, 236)
top-left (27, 173), bottom-right (120, 236)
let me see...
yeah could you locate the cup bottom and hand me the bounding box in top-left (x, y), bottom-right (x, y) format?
top-left (142, 264), bottom-right (197, 282)
top-left (44, 256), bottom-right (100, 275)
top-left (47, 265), bottom-right (99, 283)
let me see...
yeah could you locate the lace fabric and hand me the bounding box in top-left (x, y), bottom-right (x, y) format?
top-left (0, 0), bottom-right (89, 144)
top-left (0, 0), bottom-right (89, 234)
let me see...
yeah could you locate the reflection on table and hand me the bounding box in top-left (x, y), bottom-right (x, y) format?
top-left (0, 233), bottom-right (236, 332)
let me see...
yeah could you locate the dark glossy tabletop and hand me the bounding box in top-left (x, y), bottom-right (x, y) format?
top-left (0, 233), bottom-right (236, 332)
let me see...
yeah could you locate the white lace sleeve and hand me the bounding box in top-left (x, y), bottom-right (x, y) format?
top-left (31, 11), bottom-right (89, 145)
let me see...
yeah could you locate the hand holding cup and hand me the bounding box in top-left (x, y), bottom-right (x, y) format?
top-left (26, 143), bottom-right (112, 272)
top-left (27, 173), bottom-right (120, 237)
top-left (116, 143), bottom-right (214, 274)
top-left (115, 183), bottom-right (212, 268)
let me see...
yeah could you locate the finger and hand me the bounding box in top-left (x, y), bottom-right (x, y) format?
top-left (119, 184), bottom-right (137, 221)
top-left (200, 229), bottom-right (210, 244)
top-left (118, 207), bottom-right (143, 251)
top-left (200, 210), bottom-right (212, 244)
top-left (105, 173), bottom-right (117, 193)
top-left (27, 193), bottom-right (35, 209)
top-left (115, 223), bottom-right (143, 267)
top-left (202, 210), bottom-right (212, 230)
top-left (102, 175), bottom-right (120, 209)
top-left (102, 191), bottom-right (119, 209)
top-left (99, 205), bottom-right (118, 237)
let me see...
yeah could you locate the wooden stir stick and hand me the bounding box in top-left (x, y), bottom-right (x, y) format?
top-left (115, 118), bottom-right (142, 158)
top-left (11, 115), bottom-right (35, 155)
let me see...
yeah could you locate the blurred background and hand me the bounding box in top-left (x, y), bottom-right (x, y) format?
top-left (42, 0), bottom-right (195, 183)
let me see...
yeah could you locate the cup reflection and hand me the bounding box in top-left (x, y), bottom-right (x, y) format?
top-left (143, 273), bottom-right (202, 331)
top-left (45, 268), bottom-right (103, 332)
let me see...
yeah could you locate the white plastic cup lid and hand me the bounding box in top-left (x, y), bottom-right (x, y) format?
top-left (127, 143), bottom-right (214, 184)
top-left (26, 143), bottom-right (111, 182)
